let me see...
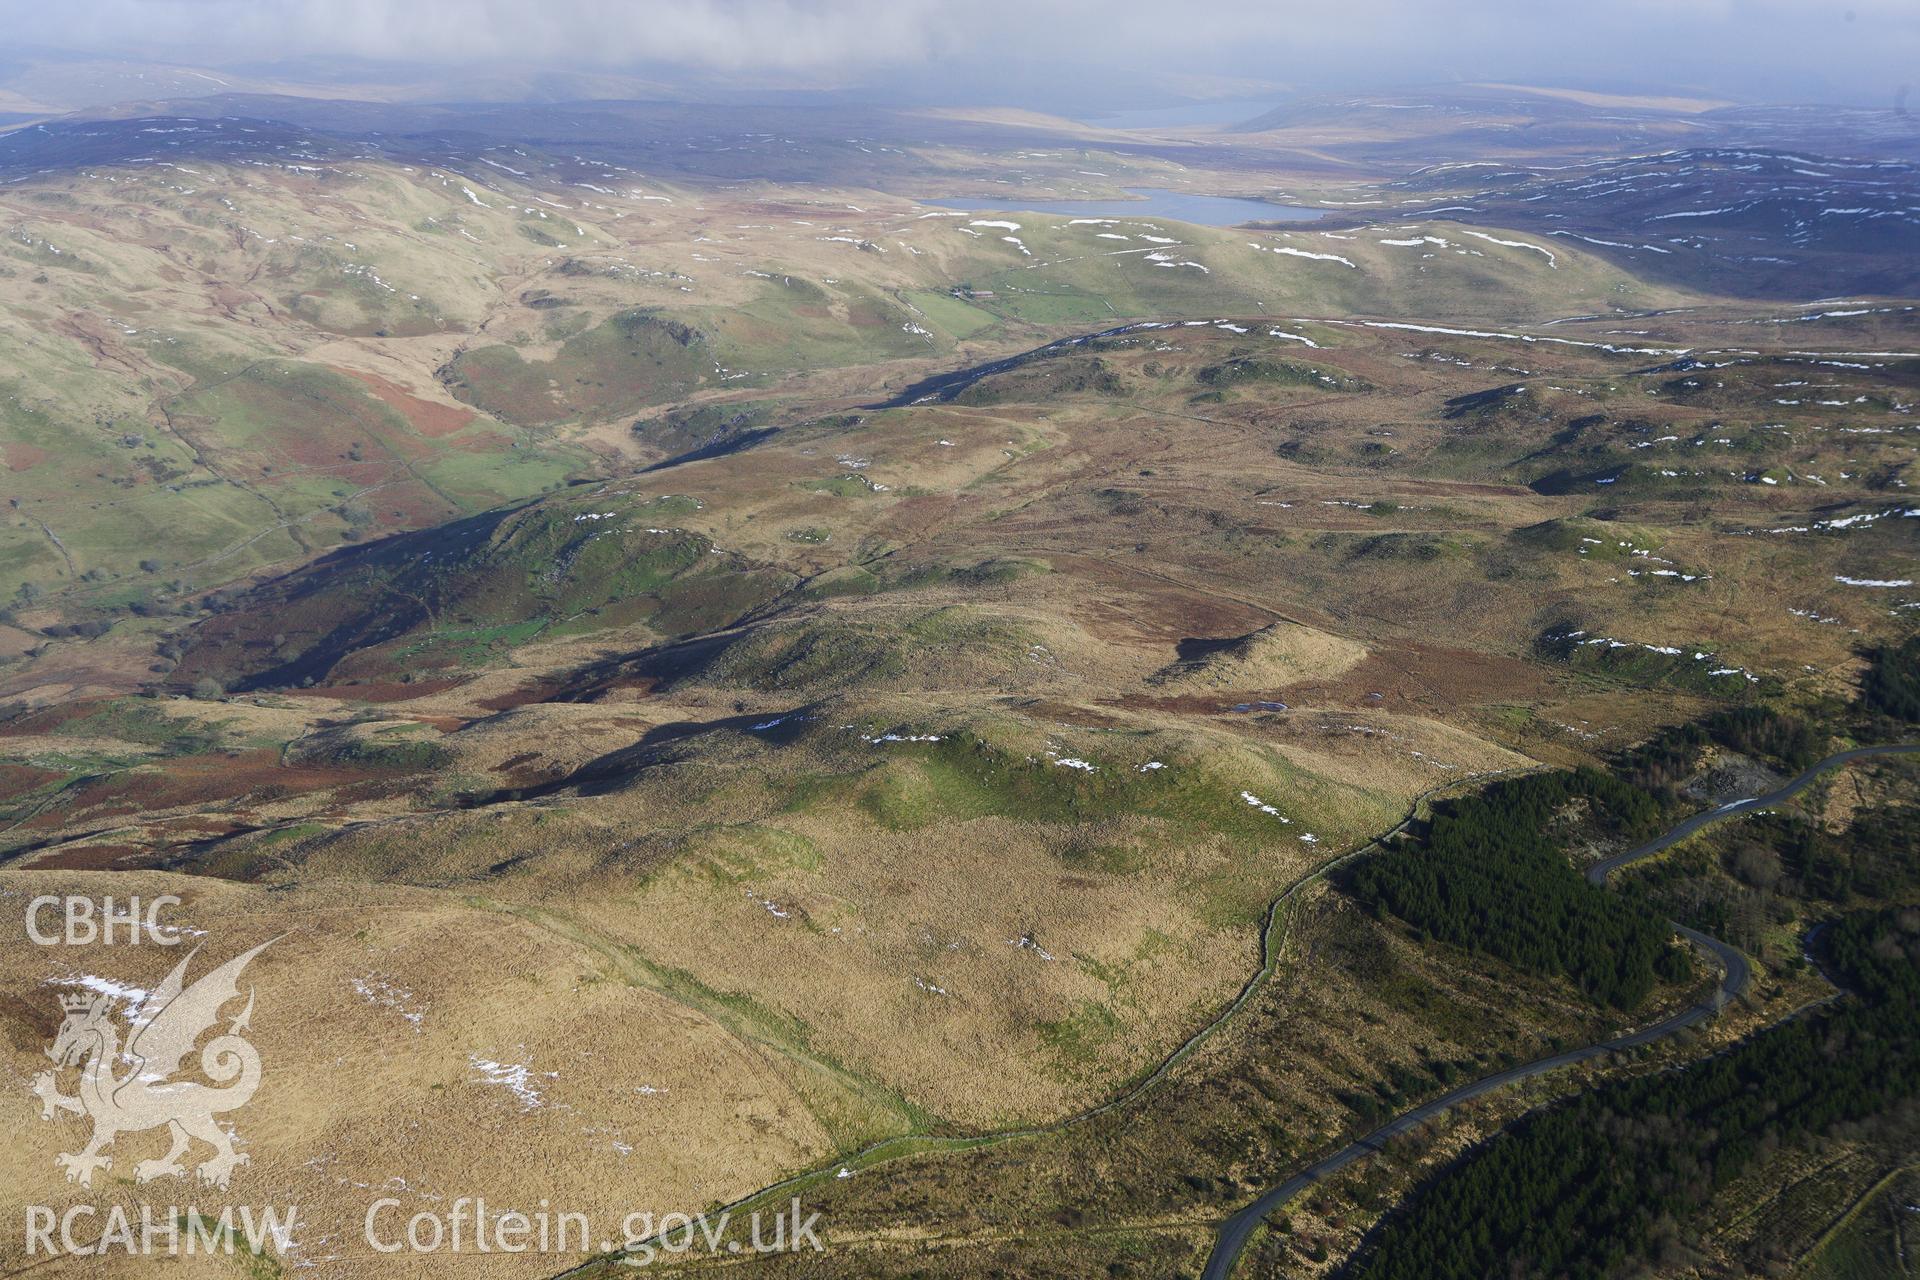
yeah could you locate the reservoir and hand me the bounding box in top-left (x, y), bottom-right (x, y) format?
top-left (918, 187), bottom-right (1322, 227)
top-left (1075, 100), bottom-right (1280, 130)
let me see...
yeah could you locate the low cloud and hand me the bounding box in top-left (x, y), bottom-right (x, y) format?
top-left (3, 0), bottom-right (1916, 106)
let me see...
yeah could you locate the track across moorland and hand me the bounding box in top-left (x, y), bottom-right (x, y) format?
top-left (545, 767), bottom-right (1523, 1278)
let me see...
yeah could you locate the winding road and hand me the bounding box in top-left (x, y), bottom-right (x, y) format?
top-left (1583, 743), bottom-right (1920, 887)
top-left (1199, 741), bottom-right (1919, 1280)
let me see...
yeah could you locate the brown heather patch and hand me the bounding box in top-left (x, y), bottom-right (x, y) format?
top-left (2, 442), bottom-right (48, 472)
top-left (334, 365), bottom-right (478, 438)
top-left (21, 842), bottom-right (154, 870)
top-left (286, 676), bottom-right (473, 704)
top-left (0, 761), bottom-right (63, 800)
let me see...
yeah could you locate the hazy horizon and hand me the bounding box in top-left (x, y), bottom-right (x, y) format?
top-left (1, 0), bottom-right (1916, 114)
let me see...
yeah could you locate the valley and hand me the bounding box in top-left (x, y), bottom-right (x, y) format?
top-left (0, 78), bottom-right (1914, 1280)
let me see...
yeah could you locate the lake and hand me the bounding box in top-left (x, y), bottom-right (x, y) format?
top-left (918, 187), bottom-right (1322, 228)
top-left (1075, 100), bottom-right (1278, 130)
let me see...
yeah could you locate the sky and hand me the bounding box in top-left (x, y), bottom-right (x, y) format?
top-left (2, 0), bottom-right (1917, 110)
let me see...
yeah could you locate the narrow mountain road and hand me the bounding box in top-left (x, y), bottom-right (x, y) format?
top-left (1200, 741), bottom-right (1919, 1280)
top-left (1584, 742), bottom-right (1920, 887)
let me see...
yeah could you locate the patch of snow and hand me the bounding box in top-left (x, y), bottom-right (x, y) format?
top-left (47, 974), bottom-right (149, 1020)
top-left (350, 977), bottom-right (425, 1031)
top-left (1461, 230), bottom-right (1556, 267)
top-left (1239, 791), bottom-right (1291, 822)
top-left (468, 1053), bottom-right (556, 1110)
top-left (1250, 243), bottom-right (1357, 268)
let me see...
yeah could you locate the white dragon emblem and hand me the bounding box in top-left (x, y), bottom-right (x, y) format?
top-left (32, 940), bottom-right (273, 1190)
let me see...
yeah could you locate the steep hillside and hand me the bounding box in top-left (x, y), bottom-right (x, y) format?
top-left (0, 121), bottom-right (1707, 629)
top-left (176, 489), bottom-right (795, 691)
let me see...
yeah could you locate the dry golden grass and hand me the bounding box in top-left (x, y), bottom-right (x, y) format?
top-left (0, 869), bottom-right (833, 1278)
top-left (1155, 620), bottom-right (1369, 691)
top-left (211, 694), bottom-right (1410, 1130)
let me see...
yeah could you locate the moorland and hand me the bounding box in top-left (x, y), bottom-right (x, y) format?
top-left (0, 84), bottom-right (1914, 1279)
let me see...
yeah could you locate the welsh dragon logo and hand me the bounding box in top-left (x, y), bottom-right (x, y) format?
top-left (32, 940), bottom-right (273, 1190)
